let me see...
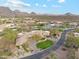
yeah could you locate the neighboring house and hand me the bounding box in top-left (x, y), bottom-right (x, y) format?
top-left (28, 30), bottom-right (50, 37)
top-left (0, 18), bottom-right (6, 21)
top-left (44, 23), bottom-right (56, 29)
top-left (50, 23), bottom-right (56, 27)
top-left (5, 23), bottom-right (16, 28)
top-left (74, 32), bottom-right (79, 37)
top-left (51, 21), bottom-right (63, 27)
top-left (25, 20), bottom-right (35, 24)
top-left (0, 29), bottom-right (3, 32)
top-left (37, 22), bottom-right (48, 24)
top-left (17, 32), bottom-right (24, 38)
top-left (77, 24), bottom-right (79, 28)
top-left (69, 22), bottom-right (78, 28)
top-left (25, 17), bottom-right (33, 20)
top-left (0, 24), bottom-right (7, 32)
top-left (69, 22), bottom-right (77, 25)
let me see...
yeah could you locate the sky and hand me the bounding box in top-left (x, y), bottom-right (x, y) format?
top-left (0, 0), bottom-right (79, 14)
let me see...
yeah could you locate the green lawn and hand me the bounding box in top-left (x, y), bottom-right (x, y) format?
top-left (36, 40), bottom-right (53, 49)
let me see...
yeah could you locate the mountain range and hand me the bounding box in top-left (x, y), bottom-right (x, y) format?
top-left (0, 6), bottom-right (79, 21)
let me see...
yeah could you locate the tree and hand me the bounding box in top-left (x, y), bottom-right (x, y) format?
top-left (31, 34), bottom-right (43, 41)
top-left (75, 28), bottom-right (79, 33)
top-left (63, 22), bottom-right (70, 28)
top-left (2, 28), bottom-right (17, 43)
top-left (65, 32), bottom-right (79, 49)
top-left (22, 41), bottom-right (29, 52)
top-left (50, 28), bottom-right (60, 37)
top-left (0, 28), bottom-right (17, 56)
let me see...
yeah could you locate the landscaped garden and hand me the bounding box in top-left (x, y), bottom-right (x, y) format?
top-left (36, 40), bottom-right (53, 49)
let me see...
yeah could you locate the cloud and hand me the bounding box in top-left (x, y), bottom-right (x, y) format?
top-left (42, 4), bottom-right (47, 7)
top-left (35, 3), bottom-right (39, 6)
top-left (3, 0), bottom-right (31, 10)
top-left (58, 0), bottom-right (65, 3)
top-left (8, 0), bottom-right (31, 7)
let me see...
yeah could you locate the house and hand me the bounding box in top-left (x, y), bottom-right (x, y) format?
top-left (37, 22), bottom-right (48, 24)
top-left (16, 30), bottom-right (50, 46)
top-left (50, 23), bottom-right (56, 27)
top-left (51, 21), bottom-right (63, 27)
top-left (5, 23), bottom-right (16, 28)
top-left (28, 30), bottom-right (50, 37)
top-left (17, 32), bottom-right (24, 38)
top-left (74, 32), bottom-right (79, 37)
top-left (77, 24), bottom-right (79, 28)
top-left (69, 22), bottom-right (78, 28)
top-left (0, 24), bottom-right (7, 32)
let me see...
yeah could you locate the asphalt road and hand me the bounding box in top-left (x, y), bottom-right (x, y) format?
top-left (21, 29), bottom-right (74, 59)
